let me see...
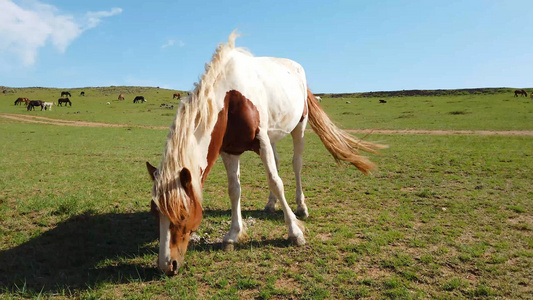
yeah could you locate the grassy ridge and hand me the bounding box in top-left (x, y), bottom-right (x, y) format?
top-left (0, 87), bottom-right (532, 299)
top-left (2, 87), bottom-right (532, 130)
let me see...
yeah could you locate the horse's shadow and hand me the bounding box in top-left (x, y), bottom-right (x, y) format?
top-left (0, 211), bottom-right (161, 294)
top-left (0, 208), bottom-right (290, 294)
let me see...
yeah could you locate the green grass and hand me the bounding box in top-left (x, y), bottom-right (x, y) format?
top-left (319, 93), bottom-right (532, 131)
top-left (0, 87), bottom-right (532, 299)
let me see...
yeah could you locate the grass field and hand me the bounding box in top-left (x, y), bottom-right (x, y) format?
top-left (0, 88), bottom-right (532, 299)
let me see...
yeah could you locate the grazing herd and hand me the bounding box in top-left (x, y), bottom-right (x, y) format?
top-left (11, 91), bottom-right (186, 112)
top-left (10, 89), bottom-right (532, 113)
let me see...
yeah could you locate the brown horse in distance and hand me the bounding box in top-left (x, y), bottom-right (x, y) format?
top-left (14, 97), bottom-right (29, 106)
top-left (514, 89), bottom-right (528, 97)
top-left (173, 93), bottom-right (181, 100)
top-left (58, 98), bottom-right (72, 106)
top-left (118, 94), bottom-right (125, 100)
top-left (27, 100), bottom-right (44, 111)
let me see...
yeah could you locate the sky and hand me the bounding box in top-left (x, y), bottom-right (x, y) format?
top-left (1, 0), bottom-right (532, 93)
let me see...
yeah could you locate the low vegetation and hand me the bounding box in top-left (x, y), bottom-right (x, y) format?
top-left (0, 87), bottom-right (531, 299)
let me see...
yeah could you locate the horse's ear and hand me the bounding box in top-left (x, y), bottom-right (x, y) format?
top-left (146, 162), bottom-right (157, 181)
top-left (179, 167), bottom-right (192, 188)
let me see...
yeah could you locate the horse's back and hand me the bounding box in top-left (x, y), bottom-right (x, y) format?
top-left (224, 52), bottom-right (307, 140)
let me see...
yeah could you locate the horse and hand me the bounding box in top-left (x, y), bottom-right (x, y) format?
top-left (118, 94), bottom-right (125, 100)
top-left (315, 96), bottom-right (322, 102)
top-left (43, 102), bottom-right (54, 110)
top-left (133, 96), bottom-right (146, 103)
top-left (61, 91), bottom-right (72, 97)
top-left (14, 97), bottom-right (29, 105)
top-left (173, 93), bottom-right (181, 100)
top-left (80, 91), bottom-right (85, 96)
top-left (58, 98), bottom-right (72, 106)
top-left (514, 89), bottom-right (527, 97)
top-left (145, 32), bottom-right (386, 275)
top-left (379, 99), bottom-right (387, 103)
top-left (27, 100), bottom-right (44, 111)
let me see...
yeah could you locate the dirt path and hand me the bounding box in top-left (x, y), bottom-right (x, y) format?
top-left (1, 113), bottom-right (532, 136)
top-left (0, 113), bottom-right (167, 130)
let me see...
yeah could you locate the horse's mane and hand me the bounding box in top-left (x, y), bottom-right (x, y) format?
top-left (153, 31), bottom-right (251, 223)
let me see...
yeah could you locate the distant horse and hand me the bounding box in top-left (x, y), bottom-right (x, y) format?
top-left (118, 94), bottom-right (125, 101)
top-left (14, 97), bottom-right (29, 105)
top-left (514, 89), bottom-right (527, 97)
top-left (133, 96), bottom-right (146, 103)
top-left (379, 99), bottom-right (387, 103)
top-left (315, 96), bottom-right (322, 102)
top-left (146, 32), bottom-right (386, 275)
top-left (80, 91), bottom-right (85, 96)
top-left (58, 98), bottom-right (72, 106)
top-left (61, 91), bottom-right (72, 97)
top-left (173, 93), bottom-right (181, 100)
top-left (43, 102), bottom-right (54, 110)
top-left (27, 100), bottom-right (44, 111)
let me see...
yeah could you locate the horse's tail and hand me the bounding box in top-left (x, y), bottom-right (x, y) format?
top-left (306, 89), bottom-right (387, 174)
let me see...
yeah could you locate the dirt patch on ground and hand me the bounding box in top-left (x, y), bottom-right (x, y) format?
top-left (1, 113), bottom-right (533, 136)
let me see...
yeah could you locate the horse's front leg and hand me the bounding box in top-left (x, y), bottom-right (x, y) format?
top-left (221, 152), bottom-right (246, 251)
top-left (257, 132), bottom-right (305, 246)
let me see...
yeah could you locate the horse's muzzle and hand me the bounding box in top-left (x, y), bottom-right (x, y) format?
top-left (160, 259), bottom-right (179, 276)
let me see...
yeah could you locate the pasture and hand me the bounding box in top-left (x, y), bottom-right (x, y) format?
top-left (0, 87), bottom-right (532, 299)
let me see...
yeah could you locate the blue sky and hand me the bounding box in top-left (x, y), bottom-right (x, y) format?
top-left (1, 0), bottom-right (532, 93)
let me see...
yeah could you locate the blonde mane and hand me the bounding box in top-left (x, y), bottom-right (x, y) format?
top-left (153, 31), bottom-right (248, 223)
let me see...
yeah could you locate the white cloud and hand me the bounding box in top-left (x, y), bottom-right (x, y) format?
top-left (0, 0), bottom-right (122, 66)
top-left (161, 39), bottom-right (185, 49)
top-left (85, 7), bottom-right (122, 29)
top-left (161, 39), bottom-right (175, 49)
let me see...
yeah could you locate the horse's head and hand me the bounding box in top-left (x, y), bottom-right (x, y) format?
top-left (146, 162), bottom-right (202, 275)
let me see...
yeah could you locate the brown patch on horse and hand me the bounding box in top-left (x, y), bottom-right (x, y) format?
top-left (201, 90), bottom-right (261, 184)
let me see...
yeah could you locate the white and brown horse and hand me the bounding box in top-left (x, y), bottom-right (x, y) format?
top-left (118, 94), bottom-right (125, 101)
top-left (146, 32), bottom-right (385, 275)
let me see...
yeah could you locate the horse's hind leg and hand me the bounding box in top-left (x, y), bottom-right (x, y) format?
top-left (221, 152), bottom-right (247, 250)
top-left (257, 131), bottom-right (305, 246)
top-left (264, 143), bottom-right (280, 213)
top-left (291, 120), bottom-right (308, 218)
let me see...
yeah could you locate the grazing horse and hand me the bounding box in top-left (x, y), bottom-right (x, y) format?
top-left (27, 100), bottom-right (44, 111)
top-left (315, 96), bottom-right (322, 102)
top-left (118, 94), bottom-right (125, 100)
top-left (146, 32), bottom-right (386, 275)
top-left (14, 97), bottom-right (29, 105)
top-left (133, 96), bottom-right (146, 103)
top-left (379, 99), bottom-right (387, 103)
top-left (514, 89), bottom-right (528, 97)
top-left (173, 93), bottom-right (181, 100)
top-left (58, 98), bottom-right (72, 106)
top-left (43, 102), bottom-right (54, 110)
top-left (80, 91), bottom-right (85, 96)
top-left (61, 91), bottom-right (72, 97)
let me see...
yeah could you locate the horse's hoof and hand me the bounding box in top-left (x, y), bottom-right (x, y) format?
top-left (295, 207), bottom-right (309, 219)
top-left (288, 235), bottom-right (306, 246)
top-left (222, 241), bottom-right (235, 251)
top-left (264, 205), bottom-right (276, 214)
